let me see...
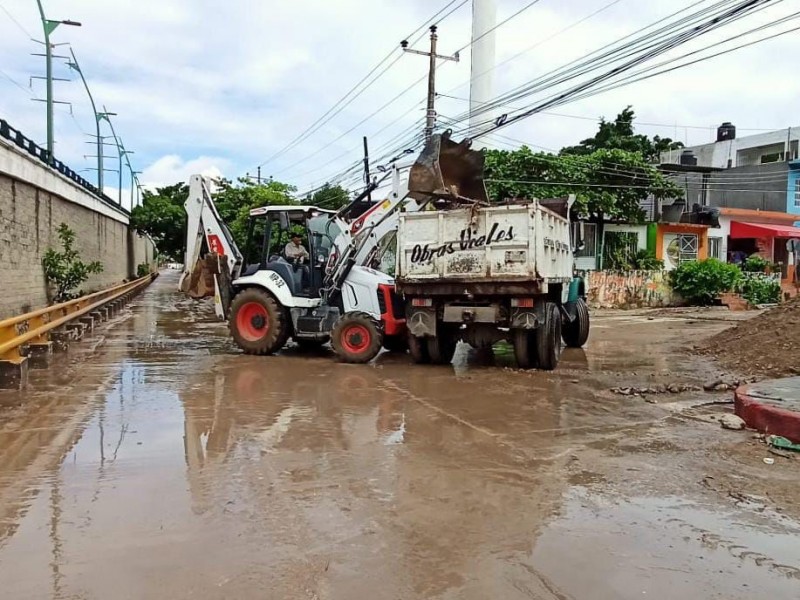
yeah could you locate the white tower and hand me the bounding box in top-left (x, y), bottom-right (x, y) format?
top-left (469, 0), bottom-right (497, 147)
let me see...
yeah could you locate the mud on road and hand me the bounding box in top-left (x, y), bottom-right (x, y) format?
top-left (0, 271), bottom-right (797, 600)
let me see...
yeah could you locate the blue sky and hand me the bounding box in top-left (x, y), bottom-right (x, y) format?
top-left (2, 0), bottom-right (799, 210)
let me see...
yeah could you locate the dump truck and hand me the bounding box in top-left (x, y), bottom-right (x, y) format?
top-left (395, 134), bottom-right (589, 371)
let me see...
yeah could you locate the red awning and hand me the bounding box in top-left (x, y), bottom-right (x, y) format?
top-left (730, 221), bottom-right (800, 239)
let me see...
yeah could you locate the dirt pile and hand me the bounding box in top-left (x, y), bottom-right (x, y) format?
top-left (703, 296), bottom-right (800, 378)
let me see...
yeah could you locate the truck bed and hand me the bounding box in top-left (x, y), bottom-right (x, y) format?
top-left (396, 203), bottom-right (573, 294)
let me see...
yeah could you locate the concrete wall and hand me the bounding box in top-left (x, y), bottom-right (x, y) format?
top-left (667, 163), bottom-right (789, 213)
top-left (585, 270), bottom-right (678, 309)
top-left (0, 139), bottom-right (156, 318)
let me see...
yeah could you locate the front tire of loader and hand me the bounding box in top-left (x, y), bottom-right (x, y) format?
top-left (331, 312), bottom-right (383, 364)
top-left (536, 302), bottom-right (562, 371)
top-left (229, 288), bottom-right (289, 355)
top-left (562, 298), bottom-right (590, 348)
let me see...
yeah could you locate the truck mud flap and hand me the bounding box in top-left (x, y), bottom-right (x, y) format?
top-left (406, 308), bottom-right (437, 337)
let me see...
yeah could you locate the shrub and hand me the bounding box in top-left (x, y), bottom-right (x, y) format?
top-left (738, 274), bottom-right (781, 305)
top-left (136, 262), bottom-right (151, 277)
top-left (42, 224), bottom-right (104, 302)
top-left (741, 255), bottom-right (770, 273)
top-left (669, 258), bottom-right (741, 305)
top-left (631, 249), bottom-right (664, 271)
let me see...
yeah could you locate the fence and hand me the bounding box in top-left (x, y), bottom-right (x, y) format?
top-left (0, 117), bottom-right (128, 215)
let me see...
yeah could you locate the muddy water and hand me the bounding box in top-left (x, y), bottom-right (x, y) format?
top-left (0, 271), bottom-right (797, 599)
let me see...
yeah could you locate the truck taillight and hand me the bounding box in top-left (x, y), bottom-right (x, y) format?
top-left (511, 298), bottom-right (534, 308)
top-left (412, 298), bottom-right (432, 307)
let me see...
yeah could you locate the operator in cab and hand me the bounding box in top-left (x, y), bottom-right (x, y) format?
top-left (284, 234), bottom-right (310, 290)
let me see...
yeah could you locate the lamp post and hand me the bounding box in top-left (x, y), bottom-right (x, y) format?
top-left (35, 0), bottom-right (81, 162)
top-left (98, 108), bottom-right (122, 205)
top-left (65, 49), bottom-right (103, 191)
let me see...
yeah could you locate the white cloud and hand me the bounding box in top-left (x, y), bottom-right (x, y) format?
top-left (140, 155), bottom-right (232, 188)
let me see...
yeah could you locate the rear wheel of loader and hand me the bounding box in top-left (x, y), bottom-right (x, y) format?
top-left (229, 288), bottom-right (289, 355)
top-left (332, 312), bottom-right (383, 364)
top-left (408, 334), bottom-right (430, 364)
top-left (513, 329), bottom-right (538, 369)
top-left (562, 298), bottom-right (590, 348)
top-left (426, 327), bottom-right (459, 365)
top-left (536, 303), bottom-right (562, 371)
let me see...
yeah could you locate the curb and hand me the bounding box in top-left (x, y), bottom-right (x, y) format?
top-left (735, 383), bottom-right (800, 444)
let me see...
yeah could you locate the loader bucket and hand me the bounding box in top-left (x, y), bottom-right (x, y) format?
top-left (179, 255), bottom-right (218, 299)
top-left (408, 130), bottom-right (489, 203)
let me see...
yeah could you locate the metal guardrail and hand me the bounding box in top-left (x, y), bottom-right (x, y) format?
top-left (0, 117), bottom-right (129, 216)
top-left (0, 275), bottom-right (154, 364)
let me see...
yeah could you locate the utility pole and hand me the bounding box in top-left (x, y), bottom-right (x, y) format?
top-left (257, 166), bottom-right (262, 184)
top-left (35, 0), bottom-right (81, 162)
top-left (401, 26), bottom-right (459, 141)
top-left (66, 49), bottom-right (103, 192)
top-left (362, 136), bottom-right (372, 201)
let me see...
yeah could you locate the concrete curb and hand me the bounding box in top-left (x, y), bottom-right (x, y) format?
top-left (735, 379), bottom-right (800, 443)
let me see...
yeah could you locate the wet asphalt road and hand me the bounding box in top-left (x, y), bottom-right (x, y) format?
top-left (0, 271), bottom-right (798, 599)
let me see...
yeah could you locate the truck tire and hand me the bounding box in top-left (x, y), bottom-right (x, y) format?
top-left (562, 298), bottom-right (590, 348)
top-left (513, 329), bottom-right (538, 369)
top-left (426, 327), bottom-right (459, 365)
top-left (229, 288), bottom-right (289, 355)
top-left (536, 302), bottom-right (562, 371)
top-left (383, 335), bottom-right (408, 353)
top-left (331, 312), bottom-right (383, 364)
top-left (408, 335), bottom-right (430, 364)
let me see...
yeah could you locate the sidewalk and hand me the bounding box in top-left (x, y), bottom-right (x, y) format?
top-left (735, 377), bottom-right (800, 443)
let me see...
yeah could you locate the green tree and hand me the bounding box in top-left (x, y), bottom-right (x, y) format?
top-left (484, 145), bottom-right (680, 222)
top-left (131, 183), bottom-right (189, 260)
top-left (561, 106), bottom-right (684, 162)
top-left (42, 223), bottom-right (104, 301)
top-left (213, 177), bottom-right (298, 248)
top-left (306, 183), bottom-right (350, 210)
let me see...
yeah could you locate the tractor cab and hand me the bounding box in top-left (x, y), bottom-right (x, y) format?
top-left (241, 205), bottom-right (341, 299)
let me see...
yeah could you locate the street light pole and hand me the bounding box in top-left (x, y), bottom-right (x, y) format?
top-left (35, 0), bottom-right (81, 162)
top-left (98, 107), bottom-right (122, 205)
top-left (66, 49), bottom-right (102, 192)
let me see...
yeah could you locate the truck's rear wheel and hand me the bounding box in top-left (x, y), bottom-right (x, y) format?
top-left (513, 329), bottom-right (538, 369)
top-left (383, 335), bottom-right (408, 353)
top-left (332, 312), bottom-right (383, 364)
top-left (408, 335), bottom-right (430, 364)
top-left (426, 327), bottom-right (459, 365)
top-left (536, 302), bottom-right (562, 371)
top-left (562, 298), bottom-right (590, 348)
top-left (229, 288), bottom-right (289, 355)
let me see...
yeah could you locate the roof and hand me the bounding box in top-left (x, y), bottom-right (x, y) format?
top-left (719, 207), bottom-right (800, 224)
top-left (730, 221), bottom-right (800, 239)
top-left (248, 205), bottom-right (335, 217)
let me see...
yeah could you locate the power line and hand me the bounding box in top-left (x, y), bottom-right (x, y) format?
top-left (0, 67), bottom-right (36, 96)
top-left (0, 3), bottom-right (34, 39)
top-left (252, 0), bottom-right (469, 172)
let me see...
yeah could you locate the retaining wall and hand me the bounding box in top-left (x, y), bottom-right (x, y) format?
top-left (585, 270), bottom-right (678, 309)
top-left (0, 139), bottom-right (156, 318)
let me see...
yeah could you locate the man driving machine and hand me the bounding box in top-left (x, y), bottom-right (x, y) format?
top-left (284, 234), bottom-right (310, 290)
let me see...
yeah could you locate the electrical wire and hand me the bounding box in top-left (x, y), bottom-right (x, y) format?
top-left (251, 0), bottom-right (469, 172)
top-left (0, 3), bottom-right (34, 39)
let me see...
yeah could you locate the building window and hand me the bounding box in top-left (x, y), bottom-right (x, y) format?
top-left (573, 222), bottom-right (597, 258)
top-left (666, 233), bottom-right (699, 266)
top-left (795, 179), bottom-right (800, 208)
top-left (709, 237), bottom-right (722, 259)
top-left (602, 231), bottom-right (639, 269)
